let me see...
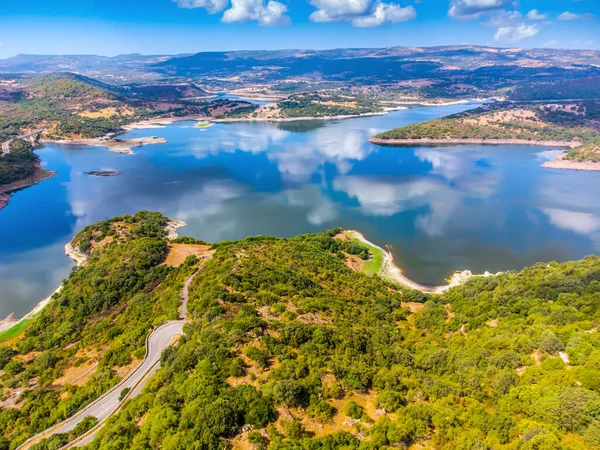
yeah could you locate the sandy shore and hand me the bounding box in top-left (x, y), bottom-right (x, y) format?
top-left (369, 137), bottom-right (582, 148)
top-left (541, 152), bottom-right (600, 172)
top-left (165, 220), bottom-right (188, 240)
top-left (349, 230), bottom-right (488, 294)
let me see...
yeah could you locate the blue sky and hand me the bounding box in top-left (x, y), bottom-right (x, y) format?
top-left (0, 0), bottom-right (598, 57)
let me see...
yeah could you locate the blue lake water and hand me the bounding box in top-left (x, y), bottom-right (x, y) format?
top-left (1, 103), bottom-right (600, 318)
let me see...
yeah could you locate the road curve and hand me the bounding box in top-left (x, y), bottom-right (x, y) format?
top-left (1, 139), bottom-right (12, 156)
top-left (17, 321), bottom-right (184, 449)
top-left (17, 267), bottom-right (203, 450)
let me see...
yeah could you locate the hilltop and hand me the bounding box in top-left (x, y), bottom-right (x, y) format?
top-left (2, 213), bottom-right (600, 449)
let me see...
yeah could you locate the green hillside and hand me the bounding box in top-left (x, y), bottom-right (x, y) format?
top-left (2, 214), bottom-right (600, 449)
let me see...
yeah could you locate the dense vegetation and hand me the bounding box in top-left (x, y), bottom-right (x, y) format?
top-left (567, 137), bottom-right (600, 163)
top-left (0, 146), bottom-right (38, 185)
top-left (510, 77), bottom-right (600, 101)
top-left (278, 93), bottom-right (382, 118)
top-left (75, 229), bottom-right (600, 450)
top-left (0, 212), bottom-right (190, 447)
top-left (3, 216), bottom-right (600, 449)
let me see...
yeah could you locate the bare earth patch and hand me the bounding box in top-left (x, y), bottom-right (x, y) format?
top-left (163, 243), bottom-right (214, 267)
top-left (53, 361), bottom-right (98, 387)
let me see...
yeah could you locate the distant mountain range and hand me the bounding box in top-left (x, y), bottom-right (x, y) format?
top-left (2, 46), bottom-right (600, 86)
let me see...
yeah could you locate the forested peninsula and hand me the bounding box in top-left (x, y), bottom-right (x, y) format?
top-left (372, 100), bottom-right (600, 171)
top-left (1, 212), bottom-right (600, 449)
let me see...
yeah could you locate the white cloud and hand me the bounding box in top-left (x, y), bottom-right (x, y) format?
top-left (222, 0), bottom-right (291, 25)
top-left (494, 23), bottom-right (539, 42)
top-left (558, 11), bottom-right (594, 20)
top-left (174, 0), bottom-right (229, 13)
top-left (526, 9), bottom-right (546, 20)
top-left (352, 3), bottom-right (416, 26)
top-left (486, 10), bottom-right (521, 27)
top-left (448, 0), bottom-right (516, 20)
top-left (310, 0), bottom-right (372, 22)
top-left (309, 0), bottom-right (416, 27)
top-left (542, 208), bottom-right (600, 235)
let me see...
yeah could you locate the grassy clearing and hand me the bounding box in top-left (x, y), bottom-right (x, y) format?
top-left (355, 238), bottom-right (384, 276)
top-left (0, 318), bottom-right (33, 344)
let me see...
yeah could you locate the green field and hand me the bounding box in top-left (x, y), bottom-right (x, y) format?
top-left (354, 238), bottom-right (384, 276)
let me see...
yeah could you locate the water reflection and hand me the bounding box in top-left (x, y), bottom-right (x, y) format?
top-left (2, 104), bottom-right (600, 318)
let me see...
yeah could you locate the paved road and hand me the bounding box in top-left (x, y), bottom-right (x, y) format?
top-left (181, 270), bottom-right (200, 319)
top-left (17, 268), bottom-right (202, 450)
top-left (1, 139), bottom-right (12, 156)
top-left (1, 129), bottom-right (46, 156)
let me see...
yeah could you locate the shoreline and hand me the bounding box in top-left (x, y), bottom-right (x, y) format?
top-left (0, 243), bottom-right (87, 335)
top-left (349, 230), bottom-right (488, 294)
top-left (369, 137), bottom-right (600, 172)
top-left (0, 163), bottom-right (56, 211)
top-left (42, 136), bottom-right (167, 155)
top-left (0, 220), bottom-right (187, 336)
top-left (541, 152), bottom-right (600, 172)
top-left (212, 111), bottom-right (389, 123)
top-left (380, 99), bottom-right (475, 107)
top-left (369, 137), bottom-right (582, 148)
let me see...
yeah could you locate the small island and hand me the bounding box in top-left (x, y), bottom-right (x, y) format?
top-left (371, 100), bottom-right (600, 171)
top-left (84, 170), bottom-right (121, 177)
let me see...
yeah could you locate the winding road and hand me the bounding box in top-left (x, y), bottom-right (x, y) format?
top-left (17, 267), bottom-right (202, 450)
top-left (1, 129), bottom-right (46, 156)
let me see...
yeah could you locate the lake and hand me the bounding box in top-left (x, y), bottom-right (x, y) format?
top-left (1, 103), bottom-right (600, 318)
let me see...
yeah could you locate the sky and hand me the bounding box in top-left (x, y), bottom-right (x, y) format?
top-left (0, 0), bottom-right (598, 57)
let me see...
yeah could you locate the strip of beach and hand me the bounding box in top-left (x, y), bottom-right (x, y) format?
top-left (369, 137), bottom-right (600, 172)
top-left (369, 137), bottom-right (582, 148)
top-left (345, 230), bottom-right (483, 294)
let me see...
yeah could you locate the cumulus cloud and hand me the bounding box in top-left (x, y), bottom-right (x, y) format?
top-left (352, 3), bottom-right (416, 27)
top-left (494, 23), bottom-right (539, 42)
top-left (486, 10), bottom-right (521, 27)
top-left (309, 0), bottom-right (416, 27)
top-left (542, 208), bottom-right (600, 235)
top-left (558, 11), bottom-right (594, 20)
top-left (526, 9), bottom-right (546, 20)
top-left (448, 0), bottom-right (516, 20)
top-left (222, 0), bottom-right (290, 25)
top-left (174, 0), bottom-right (228, 13)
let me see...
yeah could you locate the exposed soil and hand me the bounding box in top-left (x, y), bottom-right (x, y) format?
top-left (163, 243), bottom-right (214, 267)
